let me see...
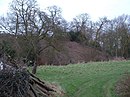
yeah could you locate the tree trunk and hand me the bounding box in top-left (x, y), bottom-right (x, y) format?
top-left (32, 54), bottom-right (41, 74)
top-left (32, 62), bottom-right (37, 74)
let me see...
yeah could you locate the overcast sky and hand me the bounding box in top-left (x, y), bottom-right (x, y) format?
top-left (0, 0), bottom-right (130, 21)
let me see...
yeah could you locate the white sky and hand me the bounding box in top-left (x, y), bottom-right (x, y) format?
top-left (0, 0), bottom-right (130, 21)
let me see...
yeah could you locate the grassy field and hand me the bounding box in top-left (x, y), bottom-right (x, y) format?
top-left (34, 61), bottom-right (130, 97)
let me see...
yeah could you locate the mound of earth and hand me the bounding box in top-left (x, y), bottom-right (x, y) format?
top-left (39, 41), bottom-right (110, 65)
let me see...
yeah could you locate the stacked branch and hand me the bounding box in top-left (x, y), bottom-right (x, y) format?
top-left (0, 61), bottom-right (64, 97)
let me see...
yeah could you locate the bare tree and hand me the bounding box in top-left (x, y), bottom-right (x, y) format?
top-left (0, 0), bottom-right (55, 74)
top-left (69, 13), bottom-right (91, 44)
top-left (94, 17), bottom-right (108, 42)
top-left (45, 5), bottom-right (69, 41)
top-left (100, 15), bottom-right (130, 57)
top-left (70, 13), bottom-right (90, 33)
top-left (0, 0), bottom-right (68, 74)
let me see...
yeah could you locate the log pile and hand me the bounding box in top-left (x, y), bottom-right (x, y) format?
top-left (0, 61), bottom-right (64, 97)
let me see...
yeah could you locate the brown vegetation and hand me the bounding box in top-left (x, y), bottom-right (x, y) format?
top-left (115, 74), bottom-right (130, 97)
top-left (0, 33), bottom-right (110, 66)
top-left (39, 41), bottom-right (110, 65)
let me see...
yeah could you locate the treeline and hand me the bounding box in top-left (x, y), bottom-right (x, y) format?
top-left (0, 0), bottom-right (130, 73)
top-left (69, 14), bottom-right (130, 58)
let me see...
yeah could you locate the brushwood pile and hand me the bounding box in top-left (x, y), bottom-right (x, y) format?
top-left (0, 61), bottom-right (63, 97)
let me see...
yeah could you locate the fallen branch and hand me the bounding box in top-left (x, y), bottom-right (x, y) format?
top-left (0, 61), bottom-right (64, 97)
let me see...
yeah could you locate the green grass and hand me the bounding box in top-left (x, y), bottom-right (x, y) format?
top-left (34, 61), bottom-right (130, 97)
